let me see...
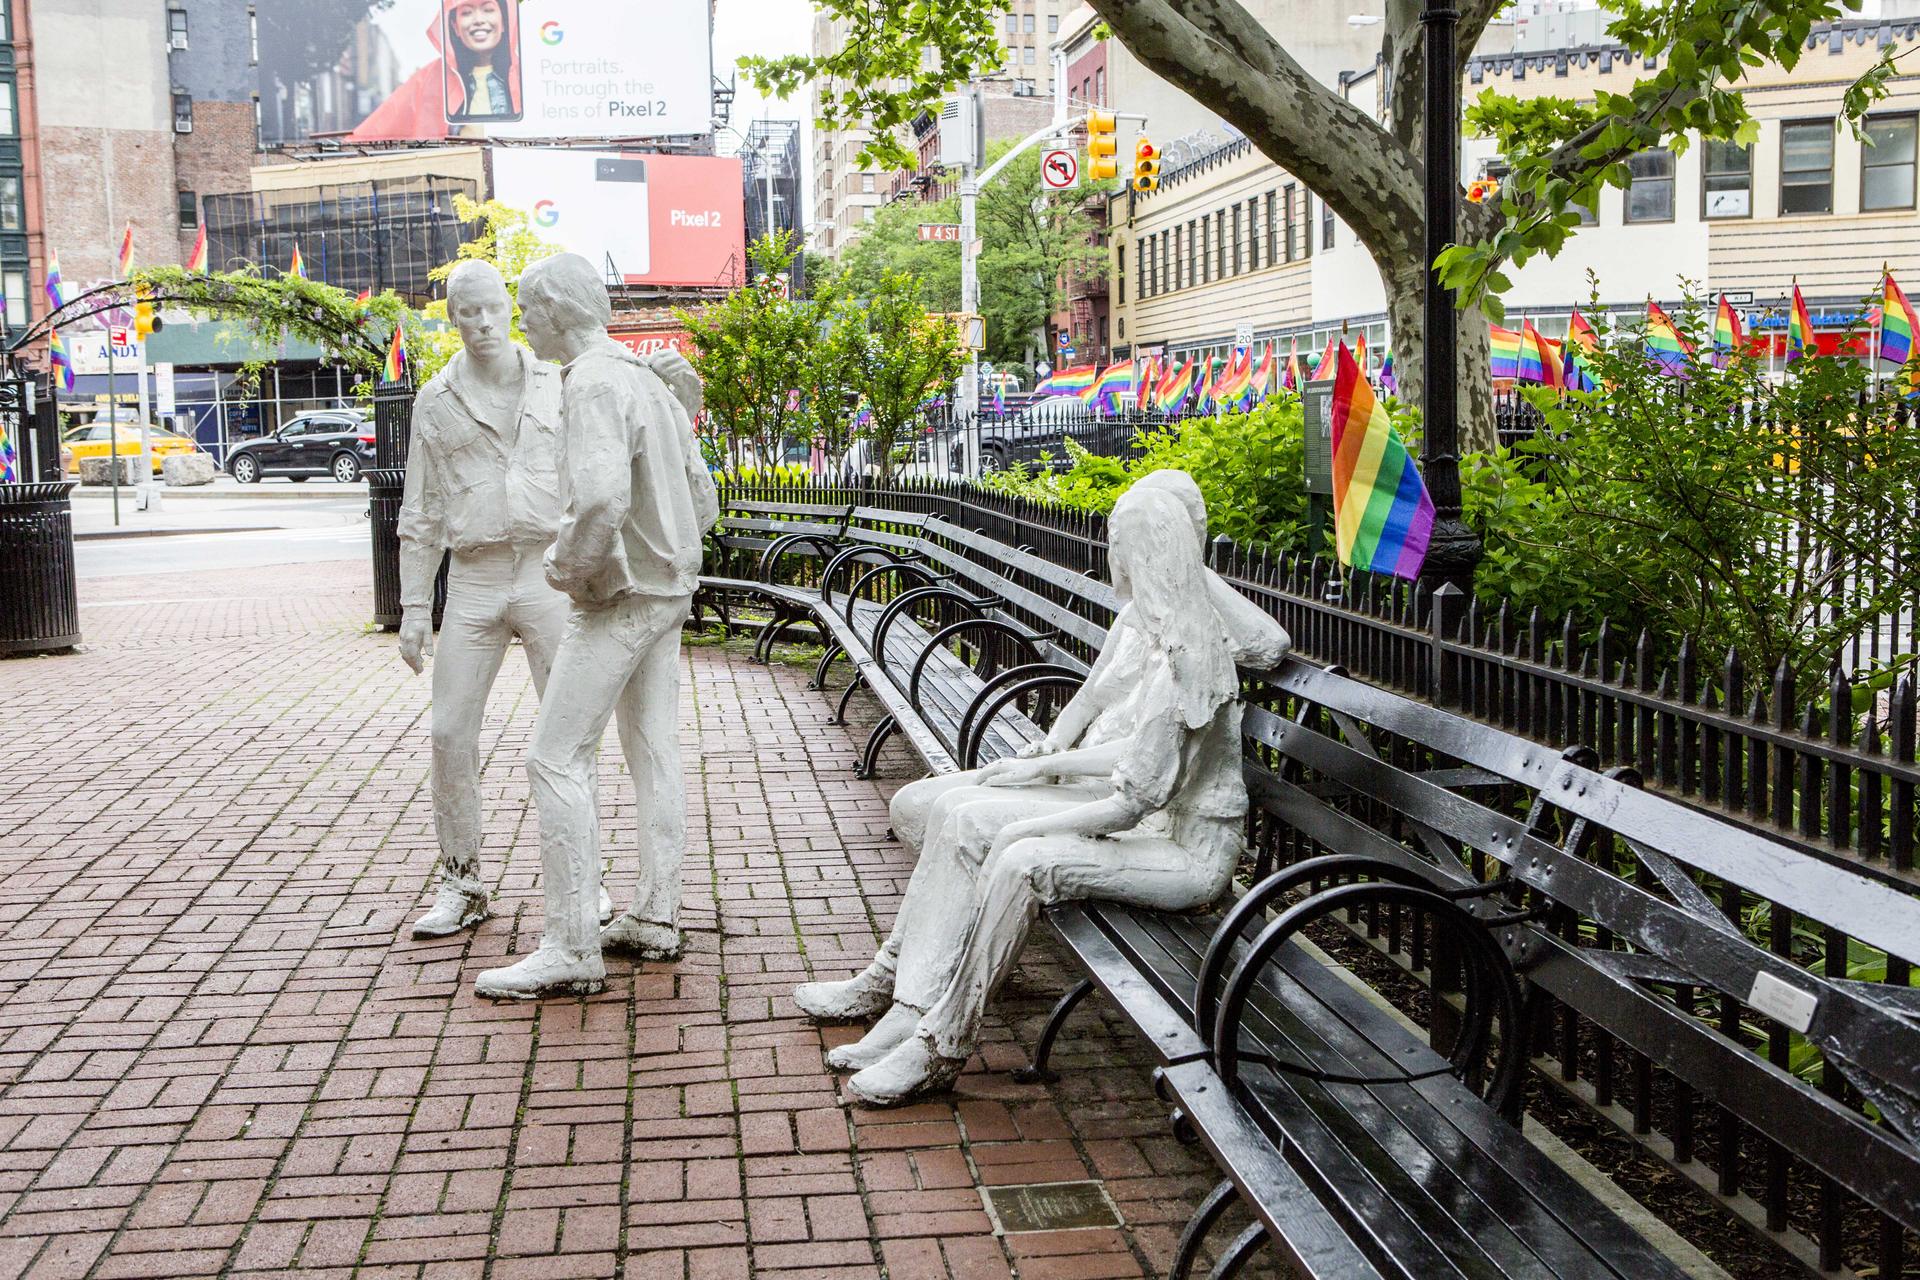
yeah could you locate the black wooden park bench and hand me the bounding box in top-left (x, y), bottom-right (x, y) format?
top-left (699, 492), bottom-right (1920, 1280)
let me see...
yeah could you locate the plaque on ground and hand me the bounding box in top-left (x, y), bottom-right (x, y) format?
top-left (982, 1181), bottom-right (1122, 1233)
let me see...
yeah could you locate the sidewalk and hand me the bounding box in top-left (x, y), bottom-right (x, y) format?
top-left (0, 557), bottom-right (1262, 1279)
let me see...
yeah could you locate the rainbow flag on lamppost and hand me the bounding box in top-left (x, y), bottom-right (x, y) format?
top-left (383, 324), bottom-right (408, 384)
top-left (1330, 342), bottom-right (1434, 581)
top-left (45, 250), bottom-right (65, 311)
top-left (185, 225), bottom-right (209, 273)
top-left (49, 330), bottom-right (75, 392)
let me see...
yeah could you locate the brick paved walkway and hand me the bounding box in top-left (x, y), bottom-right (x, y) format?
top-left (0, 558), bottom-right (1268, 1280)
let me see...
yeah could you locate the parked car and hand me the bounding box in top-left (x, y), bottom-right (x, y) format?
top-left (62, 414), bottom-right (199, 476)
top-left (225, 410), bottom-right (376, 484)
top-left (951, 396), bottom-right (1133, 473)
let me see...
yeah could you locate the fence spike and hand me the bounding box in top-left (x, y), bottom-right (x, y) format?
top-left (1722, 646), bottom-right (1744, 710)
top-left (1771, 658), bottom-right (1795, 731)
top-left (1561, 612), bottom-right (1580, 672)
top-left (1595, 618), bottom-right (1614, 681)
top-left (1466, 596), bottom-right (1484, 648)
top-left (1747, 689), bottom-right (1767, 725)
top-left (1829, 667), bottom-right (1853, 747)
top-left (1675, 635), bottom-right (1698, 703)
top-left (1863, 704), bottom-right (1883, 756)
top-left (1894, 675), bottom-right (1918, 763)
top-left (1635, 630), bottom-right (1656, 691)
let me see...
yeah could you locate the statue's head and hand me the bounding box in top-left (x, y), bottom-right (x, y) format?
top-left (446, 260), bottom-right (513, 362)
top-left (518, 252), bottom-right (611, 363)
top-left (1129, 469), bottom-right (1209, 549)
top-left (1108, 482), bottom-right (1204, 612)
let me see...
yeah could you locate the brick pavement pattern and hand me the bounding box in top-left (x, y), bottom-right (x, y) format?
top-left (0, 559), bottom-right (1277, 1280)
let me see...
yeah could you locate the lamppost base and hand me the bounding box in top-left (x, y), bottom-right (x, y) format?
top-left (1419, 515), bottom-right (1483, 595)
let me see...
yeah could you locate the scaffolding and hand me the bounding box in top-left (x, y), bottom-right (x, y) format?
top-left (741, 119), bottom-right (802, 247)
top-left (201, 175), bottom-right (483, 307)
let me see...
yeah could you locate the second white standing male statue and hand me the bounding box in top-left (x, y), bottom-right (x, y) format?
top-left (475, 252), bottom-right (719, 1000)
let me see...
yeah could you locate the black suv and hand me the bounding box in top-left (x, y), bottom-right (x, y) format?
top-left (226, 410), bottom-right (376, 484)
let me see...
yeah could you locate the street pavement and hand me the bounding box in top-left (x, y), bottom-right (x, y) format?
top-left (70, 489), bottom-right (372, 580)
top-left (0, 552), bottom-right (1267, 1279)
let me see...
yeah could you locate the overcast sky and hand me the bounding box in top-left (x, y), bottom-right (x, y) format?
top-left (712, 0), bottom-right (816, 208)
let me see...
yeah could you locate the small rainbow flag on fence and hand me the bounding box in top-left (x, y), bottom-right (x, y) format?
top-left (1880, 272), bottom-right (1916, 369)
top-left (1196, 358), bottom-right (1219, 413)
top-left (45, 251), bottom-right (65, 311)
top-left (1645, 301), bottom-right (1692, 377)
top-left (1251, 345), bottom-right (1277, 401)
top-left (1039, 365), bottom-right (1096, 398)
top-left (1488, 324), bottom-right (1524, 380)
top-left (1284, 339), bottom-right (1303, 391)
top-left (1519, 322), bottom-right (1562, 388)
top-left (1157, 359), bottom-right (1195, 412)
top-left (383, 324), bottom-right (408, 385)
top-left (1331, 342), bottom-right (1433, 581)
top-left (1353, 332), bottom-right (1370, 379)
top-left (1086, 360), bottom-right (1132, 412)
top-left (49, 330), bottom-right (75, 392)
top-left (1378, 350), bottom-right (1397, 396)
top-left (1712, 295), bottom-right (1744, 368)
top-left (0, 414), bottom-right (15, 483)
top-left (288, 245), bottom-right (309, 280)
top-left (1788, 284), bottom-right (1813, 362)
top-left (1563, 309), bottom-right (1602, 392)
top-left (185, 226), bottom-right (208, 274)
top-left (1309, 335), bottom-right (1337, 381)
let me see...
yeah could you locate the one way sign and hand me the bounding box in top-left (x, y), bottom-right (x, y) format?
top-left (1041, 149), bottom-right (1080, 190)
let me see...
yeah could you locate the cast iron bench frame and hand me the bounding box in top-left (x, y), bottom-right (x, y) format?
top-left (700, 495), bottom-right (1920, 1280)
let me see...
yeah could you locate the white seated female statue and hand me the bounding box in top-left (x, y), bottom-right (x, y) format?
top-left (794, 470), bottom-right (1291, 1106)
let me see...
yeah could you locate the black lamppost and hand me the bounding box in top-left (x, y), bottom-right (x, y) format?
top-left (1418, 5), bottom-right (1484, 592)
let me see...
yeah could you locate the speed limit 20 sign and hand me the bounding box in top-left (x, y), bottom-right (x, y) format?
top-left (1041, 149), bottom-right (1079, 190)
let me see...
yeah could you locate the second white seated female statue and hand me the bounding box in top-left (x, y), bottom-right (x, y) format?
top-left (794, 470), bottom-right (1291, 1106)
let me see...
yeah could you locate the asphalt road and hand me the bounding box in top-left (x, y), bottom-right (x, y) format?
top-left (73, 493), bottom-right (373, 579)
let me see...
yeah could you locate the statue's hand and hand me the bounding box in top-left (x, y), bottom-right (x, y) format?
top-left (398, 610), bottom-right (433, 675)
top-left (1015, 736), bottom-right (1061, 760)
top-left (980, 757), bottom-right (1047, 788)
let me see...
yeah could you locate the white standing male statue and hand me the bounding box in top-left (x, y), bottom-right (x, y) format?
top-left (395, 259), bottom-right (611, 939)
top-left (794, 470), bottom-right (1290, 1106)
top-left (474, 251), bottom-right (719, 1000)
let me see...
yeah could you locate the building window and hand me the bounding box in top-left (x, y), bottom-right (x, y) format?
top-left (0, 175), bottom-right (19, 233)
top-left (1047, 14), bottom-right (1058, 31)
top-left (0, 80), bottom-right (15, 137)
top-left (0, 0), bottom-right (14, 41)
top-left (1624, 148), bottom-right (1675, 222)
top-left (1094, 68), bottom-right (1105, 103)
top-left (177, 190), bottom-right (198, 229)
top-left (1780, 121), bottom-right (1834, 215)
top-left (4, 270), bottom-right (24, 328)
top-left (1216, 212), bottom-right (1227, 277)
top-left (1282, 186), bottom-right (1295, 261)
top-left (249, 9), bottom-right (259, 62)
top-left (1023, 13), bottom-right (1035, 32)
top-left (167, 7), bottom-right (189, 48)
top-left (1302, 191), bottom-right (1313, 259)
top-left (1231, 205), bottom-right (1242, 274)
top-left (1862, 114), bottom-right (1917, 212)
top-left (1702, 139), bottom-right (1751, 218)
top-left (1267, 190), bottom-right (1280, 264)
top-left (173, 92), bottom-right (194, 133)
top-left (861, 173), bottom-right (875, 193)
top-left (1118, 243), bottom-right (1126, 305)
top-left (1023, 45), bottom-right (1036, 64)
top-left (1321, 198), bottom-right (1334, 249)
top-left (1186, 221), bottom-right (1196, 288)
top-left (1159, 230), bottom-right (1169, 295)
top-left (1005, 13), bottom-right (1017, 33)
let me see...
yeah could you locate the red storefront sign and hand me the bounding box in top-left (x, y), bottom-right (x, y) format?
top-left (609, 329), bottom-right (695, 359)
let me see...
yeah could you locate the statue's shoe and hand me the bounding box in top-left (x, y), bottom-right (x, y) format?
top-left (474, 947), bottom-right (605, 1000)
top-left (598, 888), bottom-right (614, 925)
top-left (412, 884), bottom-right (490, 939)
top-left (825, 1003), bottom-right (919, 1072)
top-left (794, 964), bottom-right (894, 1021)
top-left (845, 1033), bottom-right (966, 1108)
top-left (600, 913), bottom-right (682, 961)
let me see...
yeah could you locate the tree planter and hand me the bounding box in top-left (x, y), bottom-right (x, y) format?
top-left (0, 481), bottom-right (81, 656)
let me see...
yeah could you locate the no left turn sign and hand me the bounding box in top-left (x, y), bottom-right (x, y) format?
top-left (1041, 149), bottom-right (1079, 190)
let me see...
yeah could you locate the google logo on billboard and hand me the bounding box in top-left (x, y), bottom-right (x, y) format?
top-left (539, 21), bottom-right (565, 45)
top-left (533, 201), bottom-right (560, 227)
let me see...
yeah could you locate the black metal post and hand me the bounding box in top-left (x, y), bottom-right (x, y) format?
top-left (1418, 6), bottom-right (1483, 592)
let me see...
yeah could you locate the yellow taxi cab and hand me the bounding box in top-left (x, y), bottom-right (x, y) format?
top-left (63, 411), bottom-right (200, 475)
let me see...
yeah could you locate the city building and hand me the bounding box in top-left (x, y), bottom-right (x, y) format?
top-left (740, 118), bottom-right (802, 246)
top-left (1107, 11), bottom-right (1920, 370)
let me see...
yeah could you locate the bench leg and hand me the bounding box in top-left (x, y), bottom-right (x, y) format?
top-left (1012, 979), bottom-right (1095, 1083)
top-left (833, 673), bottom-right (867, 725)
top-left (755, 609), bottom-right (803, 663)
top-left (1169, 1180), bottom-right (1241, 1280)
top-left (810, 642), bottom-right (845, 691)
top-left (1208, 1222), bottom-right (1269, 1280)
top-left (855, 716), bottom-right (897, 779)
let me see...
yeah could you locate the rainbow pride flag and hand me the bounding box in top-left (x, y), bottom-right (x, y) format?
top-left (1038, 365), bottom-right (1097, 397)
top-left (44, 251), bottom-right (65, 311)
top-left (0, 412), bottom-right (14, 483)
top-left (1213, 350), bottom-right (1253, 410)
top-left (186, 226), bottom-right (208, 274)
top-left (1353, 332), bottom-right (1370, 379)
top-left (1331, 343), bottom-right (1433, 581)
top-left (288, 245), bottom-right (308, 281)
top-left (383, 324), bottom-right (408, 385)
top-left (1563, 309), bottom-right (1602, 392)
top-left (1880, 272), bottom-right (1916, 368)
top-left (1308, 335), bottom-right (1337, 381)
top-left (49, 330), bottom-right (75, 393)
top-left (1195, 358), bottom-right (1219, 413)
top-left (1518, 322), bottom-right (1561, 387)
top-left (1137, 359), bottom-right (1160, 407)
top-left (1645, 301), bottom-right (1692, 377)
top-left (1488, 324), bottom-right (1524, 380)
top-left (1086, 360), bottom-right (1132, 412)
top-left (1788, 285), bottom-right (1813, 362)
top-left (1378, 350), bottom-right (1397, 396)
top-left (117, 224), bottom-right (135, 278)
top-left (1157, 358), bottom-right (1196, 412)
top-left (1251, 345), bottom-right (1277, 401)
top-left (1712, 295), bottom-right (1744, 369)
top-left (1283, 338), bottom-right (1303, 391)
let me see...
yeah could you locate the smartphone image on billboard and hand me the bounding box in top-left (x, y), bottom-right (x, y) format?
top-left (591, 157), bottom-right (652, 279)
top-left (444, 0), bottom-right (524, 125)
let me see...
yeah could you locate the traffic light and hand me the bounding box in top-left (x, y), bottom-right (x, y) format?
top-left (1086, 110), bottom-right (1118, 182)
top-left (133, 284), bottom-right (162, 340)
top-left (1132, 138), bottom-right (1161, 193)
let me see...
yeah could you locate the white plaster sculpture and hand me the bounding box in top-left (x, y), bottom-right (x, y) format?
top-left (397, 259), bottom-right (613, 939)
top-left (474, 252), bottom-right (720, 1000)
top-left (793, 470), bottom-right (1290, 1106)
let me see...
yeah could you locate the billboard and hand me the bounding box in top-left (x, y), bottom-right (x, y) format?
top-left (494, 150), bottom-right (746, 289)
top-left (257, 0), bottom-right (713, 147)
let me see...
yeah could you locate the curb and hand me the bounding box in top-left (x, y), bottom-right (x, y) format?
top-left (75, 526), bottom-right (280, 542)
top-left (69, 484), bottom-right (369, 502)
